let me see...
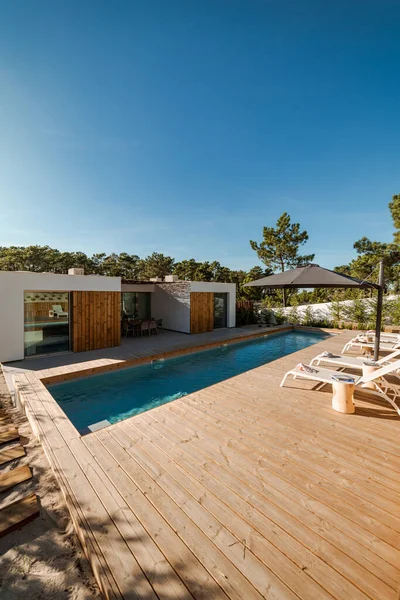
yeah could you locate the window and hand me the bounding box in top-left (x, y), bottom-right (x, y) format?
top-left (214, 293), bottom-right (228, 328)
top-left (24, 291), bottom-right (70, 357)
top-left (121, 292), bottom-right (151, 320)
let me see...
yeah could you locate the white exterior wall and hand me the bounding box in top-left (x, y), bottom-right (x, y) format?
top-left (151, 283), bottom-right (191, 333)
top-left (151, 281), bottom-right (236, 333)
top-left (190, 281), bottom-right (236, 328)
top-left (0, 272), bottom-right (121, 363)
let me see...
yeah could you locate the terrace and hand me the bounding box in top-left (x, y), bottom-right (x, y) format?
top-left (6, 328), bottom-right (400, 600)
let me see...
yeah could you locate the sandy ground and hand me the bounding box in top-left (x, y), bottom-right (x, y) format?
top-left (0, 372), bottom-right (100, 600)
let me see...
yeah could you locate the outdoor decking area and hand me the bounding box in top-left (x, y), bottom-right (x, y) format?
top-left (8, 329), bottom-right (400, 600)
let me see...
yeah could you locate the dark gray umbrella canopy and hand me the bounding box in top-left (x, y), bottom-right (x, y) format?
top-left (244, 264), bottom-right (378, 289)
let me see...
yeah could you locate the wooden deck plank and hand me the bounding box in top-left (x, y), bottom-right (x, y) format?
top-left (154, 400), bottom-right (400, 550)
top-left (132, 410), bottom-right (399, 598)
top-left (0, 465), bottom-right (32, 493)
top-left (174, 390), bottom-right (400, 518)
top-left (0, 445), bottom-right (26, 466)
top-left (114, 420), bottom-right (390, 600)
top-left (107, 425), bottom-right (319, 600)
top-left (0, 427), bottom-right (19, 444)
top-left (11, 329), bottom-right (400, 600)
top-left (0, 494), bottom-right (39, 537)
top-left (82, 433), bottom-right (228, 600)
top-left (94, 429), bottom-right (268, 600)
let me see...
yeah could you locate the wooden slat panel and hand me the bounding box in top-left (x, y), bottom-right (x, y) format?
top-left (190, 292), bottom-right (214, 334)
top-left (71, 292), bottom-right (121, 353)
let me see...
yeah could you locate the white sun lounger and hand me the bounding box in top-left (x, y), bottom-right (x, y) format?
top-left (310, 348), bottom-right (400, 372)
top-left (342, 337), bottom-right (400, 354)
top-left (280, 359), bottom-right (400, 416)
top-left (52, 304), bottom-right (69, 318)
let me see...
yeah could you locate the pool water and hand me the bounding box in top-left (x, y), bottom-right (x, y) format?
top-left (49, 330), bottom-right (331, 433)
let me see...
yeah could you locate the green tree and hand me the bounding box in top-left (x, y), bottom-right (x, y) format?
top-left (250, 212), bottom-right (314, 306)
top-left (173, 259), bottom-right (200, 280)
top-left (138, 252), bottom-right (175, 279)
top-left (240, 266), bottom-right (273, 301)
top-left (389, 193), bottom-right (400, 243)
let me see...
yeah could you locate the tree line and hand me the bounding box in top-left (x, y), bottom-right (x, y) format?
top-left (0, 246), bottom-right (270, 300)
top-left (1, 193), bottom-right (399, 305)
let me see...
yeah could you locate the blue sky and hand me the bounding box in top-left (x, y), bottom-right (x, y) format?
top-left (0, 0), bottom-right (399, 271)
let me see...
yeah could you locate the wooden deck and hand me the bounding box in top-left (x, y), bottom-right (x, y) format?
top-left (11, 330), bottom-right (400, 599)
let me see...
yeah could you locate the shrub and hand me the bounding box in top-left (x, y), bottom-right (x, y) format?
top-left (287, 306), bottom-right (300, 324)
top-left (329, 297), bottom-right (343, 322)
top-left (273, 308), bottom-right (286, 325)
top-left (301, 306), bottom-right (314, 326)
top-left (236, 306), bottom-right (258, 326)
top-left (342, 299), bottom-right (369, 328)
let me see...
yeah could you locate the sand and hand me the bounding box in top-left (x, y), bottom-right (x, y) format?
top-left (0, 372), bottom-right (100, 600)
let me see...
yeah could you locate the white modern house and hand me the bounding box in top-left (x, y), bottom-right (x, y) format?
top-left (122, 275), bottom-right (236, 334)
top-left (0, 270), bottom-right (236, 363)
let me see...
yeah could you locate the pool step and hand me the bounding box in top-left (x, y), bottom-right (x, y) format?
top-left (88, 419), bottom-right (111, 433)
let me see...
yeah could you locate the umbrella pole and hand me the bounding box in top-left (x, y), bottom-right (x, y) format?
top-left (374, 260), bottom-right (385, 361)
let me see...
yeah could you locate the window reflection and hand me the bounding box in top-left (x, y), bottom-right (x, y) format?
top-left (24, 292), bottom-right (70, 357)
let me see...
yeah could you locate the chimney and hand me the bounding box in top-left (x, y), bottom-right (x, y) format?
top-left (164, 274), bottom-right (179, 282)
top-left (68, 268), bottom-right (85, 276)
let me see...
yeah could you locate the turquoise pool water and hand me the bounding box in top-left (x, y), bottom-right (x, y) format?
top-left (49, 329), bottom-right (331, 433)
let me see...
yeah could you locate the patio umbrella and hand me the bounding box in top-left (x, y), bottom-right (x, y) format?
top-left (244, 263), bottom-right (384, 360)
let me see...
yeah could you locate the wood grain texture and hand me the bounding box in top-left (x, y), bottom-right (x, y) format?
top-left (190, 292), bottom-right (214, 334)
top-left (0, 494), bottom-right (39, 537)
top-left (0, 445), bottom-right (26, 466)
top-left (71, 291), bottom-right (121, 352)
top-left (0, 427), bottom-right (19, 444)
top-left (0, 465), bottom-right (32, 493)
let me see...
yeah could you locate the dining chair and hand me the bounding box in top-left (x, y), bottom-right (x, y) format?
top-left (140, 321), bottom-right (150, 336)
top-left (149, 320), bottom-right (158, 335)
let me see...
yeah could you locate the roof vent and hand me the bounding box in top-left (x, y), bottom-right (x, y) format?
top-left (149, 277), bottom-right (163, 282)
top-left (68, 268), bottom-right (84, 276)
top-left (164, 275), bottom-right (179, 282)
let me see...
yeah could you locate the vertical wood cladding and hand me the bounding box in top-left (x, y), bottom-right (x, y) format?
top-left (190, 292), bottom-right (214, 334)
top-left (72, 291), bottom-right (121, 352)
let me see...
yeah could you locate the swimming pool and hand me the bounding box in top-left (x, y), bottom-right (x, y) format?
top-left (49, 329), bottom-right (331, 433)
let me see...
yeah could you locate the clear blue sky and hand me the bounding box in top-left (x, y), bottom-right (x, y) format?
top-left (1, 1), bottom-right (399, 271)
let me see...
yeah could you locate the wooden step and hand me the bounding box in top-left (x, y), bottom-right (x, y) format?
top-left (0, 494), bottom-right (39, 537)
top-left (0, 428), bottom-right (19, 445)
top-left (0, 445), bottom-right (25, 466)
top-left (0, 466), bottom-right (32, 493)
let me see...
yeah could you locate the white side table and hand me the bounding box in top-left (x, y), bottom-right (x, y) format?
top-left (332, 380), bottom-right (355, 414)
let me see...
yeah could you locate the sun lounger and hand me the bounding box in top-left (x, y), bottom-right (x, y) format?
top-left (52, 304), bottom-right (69, 318)
top-left (280, 359), bottom-right (400, 415)
top-left (310, 348), bottom-right (400, 370)
top-left (342, 336), bottom-right (400, 354)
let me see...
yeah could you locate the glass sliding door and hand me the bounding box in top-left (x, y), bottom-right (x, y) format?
top-left (214, 293), bottom-right (228, 328)
top-left (24, 292), bottom-right (70, 357)
top-left (121, 292), bottom-right (151, 320)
